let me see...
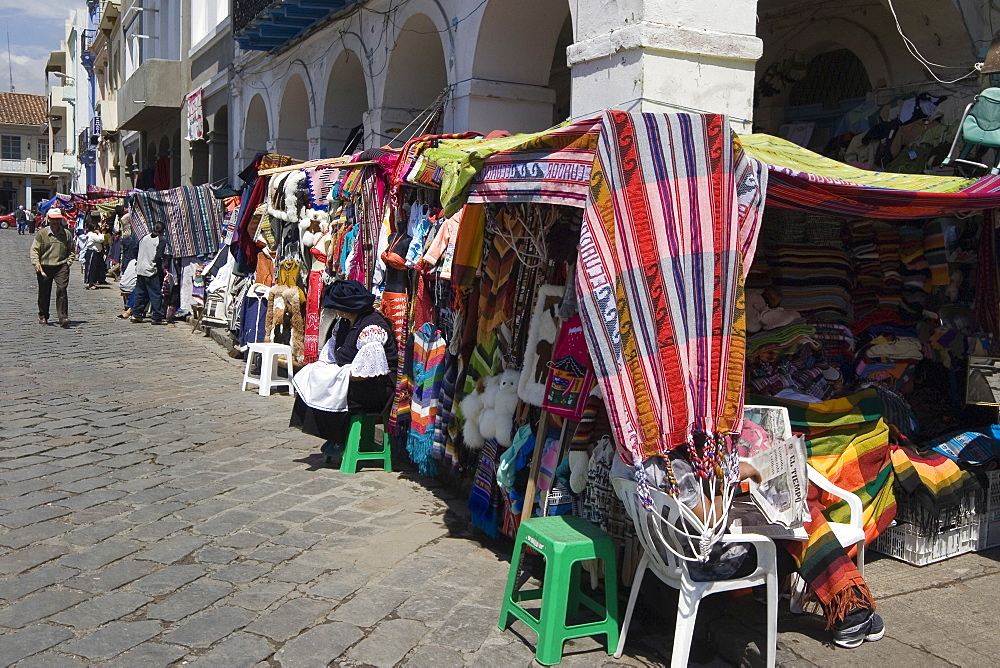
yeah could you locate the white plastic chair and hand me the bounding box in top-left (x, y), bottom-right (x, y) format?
top-left (806, 464), bottom-right (866, 574)
top-left (612, 478), bottom-right (778, 668)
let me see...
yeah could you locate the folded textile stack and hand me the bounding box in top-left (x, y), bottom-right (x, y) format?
top-left (890, 441), bottom-right (982, 537)
top-left (811, 322), bottom-right (856, 366)
top-left (874, 222), bottom-right (903, 310)
top-left (748, 323), bottom-right (818, 360)
top-left (769, 243), bottom-right (854, 322)
top-left (849, 219), bottom-right (881, 319)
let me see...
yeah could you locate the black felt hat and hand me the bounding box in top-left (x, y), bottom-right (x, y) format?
top-left (323, 279), bottom-right (375, 313)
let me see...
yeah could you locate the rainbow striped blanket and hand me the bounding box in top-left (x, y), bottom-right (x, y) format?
top-left (753, 390), bottom-right (895, 625)
top-left (577, 112), bottom-right (768, 468)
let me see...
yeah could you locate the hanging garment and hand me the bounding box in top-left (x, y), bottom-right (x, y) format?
top-left (239, 284), bottom-right (270, 347)
top-left (264, 284), bottom-right (305, 365)
top-left (405, 204), bottom-right (432, 268)
top-left (406, 323), bottom-right (446, 476)
top-left (304, 233), bottom-right (332, 363)
top-left (576, 111), bottom-right (767, 471)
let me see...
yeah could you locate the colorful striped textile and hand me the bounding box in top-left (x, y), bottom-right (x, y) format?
top-left (577, 111), bottom-right (768, 467)
top-left (425, 118), bottom-right (602, 215)
top-left (468, 439), bottom-right (501, 538)
top-left (750, 390), bottom-right (897, 542)
top-left (890, 441), bottom-right (981, 536)
top-left (784, 503), bottom-right (874, 629)
top-left (407, 324), bottom-right (446, 476)
top-left (130, 185), bottom-right (224, 258)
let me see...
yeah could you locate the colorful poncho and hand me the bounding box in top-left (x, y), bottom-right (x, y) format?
top-left (576, 111), bottom-right (768, 469)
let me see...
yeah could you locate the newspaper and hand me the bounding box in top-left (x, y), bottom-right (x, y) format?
top-left (736, 406), bottom-right (809, 531)
top-left (728, 501), bottom-right (808, 540)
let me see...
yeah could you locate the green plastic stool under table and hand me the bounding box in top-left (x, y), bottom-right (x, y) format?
top-left (499, 515), bottom-right (619, 665)
top-left (339, 412), bottom-right (392, 474)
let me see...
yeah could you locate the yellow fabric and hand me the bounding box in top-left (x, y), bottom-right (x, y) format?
top-left (738, 133), bottom-right (976, 193)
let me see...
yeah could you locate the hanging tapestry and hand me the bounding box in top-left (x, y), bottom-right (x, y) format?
top-left (130, 184), bottom-right (225, 258)
top-left (576, 111), bottom-right (768, 466)
top-left (542, 315), bottom-right (596, 421)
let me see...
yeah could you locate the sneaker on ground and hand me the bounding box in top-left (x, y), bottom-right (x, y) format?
top-left (833, 609), bottom-right (884, 648)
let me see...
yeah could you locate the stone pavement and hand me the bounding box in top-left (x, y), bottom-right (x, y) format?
top-left (0, 228), bottom-right (996, 667)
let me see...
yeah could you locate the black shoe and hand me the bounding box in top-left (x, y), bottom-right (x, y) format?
top-left (130, 316), bottom-right (144, 323)
top-left (833, 609), bottom-right (884, 648)
top-left (150, 320), bottom-right (166, 325)
top-left (38, 316), bottom-right (47, 325)
top-left (59, 318), bottom-right (70, 328)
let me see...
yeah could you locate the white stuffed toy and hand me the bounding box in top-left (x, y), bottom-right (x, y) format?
top-left (460, 369), bottom-right (521, 450)
top-left (480, 370), bottom-right (520, 448)
top-left (460, 378), bottom-right (489, 451)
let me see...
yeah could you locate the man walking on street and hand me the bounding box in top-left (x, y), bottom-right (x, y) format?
top-left (29, 208), bottom-right (76, 327)
top-left (131, 220), bottom-right (168, 325)
top-left (15, 205), bottom-right (26, 235)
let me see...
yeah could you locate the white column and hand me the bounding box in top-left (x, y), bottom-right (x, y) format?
top-left (568, 0), bottom-right (761, 132)
top-left (451, 79), bottom-right (557, 135)
top-left (24, 177), bottom-right (32, 209)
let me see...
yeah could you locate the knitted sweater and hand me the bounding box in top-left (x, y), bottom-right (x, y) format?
top-left (30, 226), bottom-right (76, 266)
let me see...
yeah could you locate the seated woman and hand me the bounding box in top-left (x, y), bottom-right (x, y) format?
top-left (289, 279), bottom-right (398, 462)
top-left (612, 445), bottom-right (884, 649)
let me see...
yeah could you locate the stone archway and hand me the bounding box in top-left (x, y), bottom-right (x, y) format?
top-left (244, 94), bottom-right (270, 156)
top-left (277, 74), bottom-right (311, 159)
top-left (323, 49), bottom-right (368, 156)
top-left (466, 0), bottom-right (572, 132)
top-left (381, 13), bottom-right (448, 144)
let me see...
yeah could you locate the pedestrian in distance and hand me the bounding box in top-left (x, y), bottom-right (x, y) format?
top-left (14, 205), bottom-right (26, 235)
top-left (131, 220), bottom-right (168, 325)
top-left (83, 221), bottom-right (106, 289)
top-left (29, 208), bottom-right (76, 327)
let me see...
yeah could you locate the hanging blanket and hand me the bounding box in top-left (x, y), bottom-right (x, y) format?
top-left (131, 184), bottom-right (224, 258)
top-left (468, 439), bottom-right (501, 537)
top-left (576, 111), bottom-right (768, 469)
top-left (407, 324), bottom-right (446, 476)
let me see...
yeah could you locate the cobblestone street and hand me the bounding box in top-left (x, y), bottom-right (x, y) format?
top-left (0, 231), bottom-right (674, 667)
top-left (8, 229), bottom-right (1000, 668)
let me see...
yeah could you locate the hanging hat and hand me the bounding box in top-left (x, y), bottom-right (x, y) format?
top-left (323, 279), bottom-right (375, 313)
top-left (47, 208), bottom-right (64, 219)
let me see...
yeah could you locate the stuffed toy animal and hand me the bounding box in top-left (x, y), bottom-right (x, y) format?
top-left (267, 170), bottom-right (308, 224)
top-left (460, 369), bottom-right (521, 450)
top-left (479, 369), bottom-right (520, 448)
top-left (460, 377), bottom-right (489, 450)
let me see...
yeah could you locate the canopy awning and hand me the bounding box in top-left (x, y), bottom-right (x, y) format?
top-left (419, 118), bottom-right (1000, 219)
top-left (739, 133), bottom-right (1000, 219)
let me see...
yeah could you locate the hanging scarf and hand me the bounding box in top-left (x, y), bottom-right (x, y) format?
top-left (407, 323), bottom-right (446, 476)
top-left (576, 112), bottom-right (767, 480)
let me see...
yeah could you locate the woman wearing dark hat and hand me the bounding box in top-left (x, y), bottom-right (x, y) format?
top-left (290, 279), bottom-right (398, 462)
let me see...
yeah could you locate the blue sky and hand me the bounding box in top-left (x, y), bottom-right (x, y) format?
top-left (0, 0), bottom-right (85, 96)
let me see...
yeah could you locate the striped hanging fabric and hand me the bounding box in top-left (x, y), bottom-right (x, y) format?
top-left (576, 112), bottom-right (768, 474)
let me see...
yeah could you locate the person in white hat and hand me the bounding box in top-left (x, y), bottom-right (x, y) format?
top-left (29, 208), bottom-right (76, 327)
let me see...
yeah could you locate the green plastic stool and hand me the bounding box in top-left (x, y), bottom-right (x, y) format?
top-left (339, 413), bottom-right (392, 474)
top-left (498, 515), bottom-right (619, 665)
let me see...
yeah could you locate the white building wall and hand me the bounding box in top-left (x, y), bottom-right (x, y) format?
top-left (231, 0), bottom-right (987, 173)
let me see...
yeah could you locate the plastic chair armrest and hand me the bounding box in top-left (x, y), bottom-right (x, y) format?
top-left (807, 465), bottom-right (864, 529)
top-left (721, 532), bottom-right (776, 564)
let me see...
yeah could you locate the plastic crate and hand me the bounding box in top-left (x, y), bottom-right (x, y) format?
top-left (977, 470), bottom-right (1000, 550)
top-left (872, 520), bottom-right (979, 566)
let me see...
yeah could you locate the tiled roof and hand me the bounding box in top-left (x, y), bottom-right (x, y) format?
top-left (0, 93), bottom-right (48, 126)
